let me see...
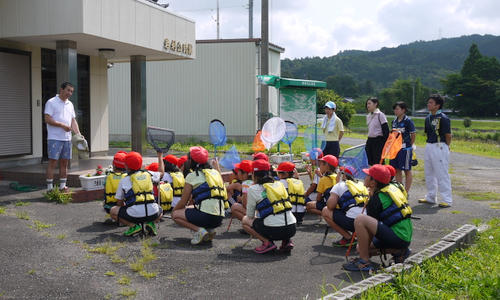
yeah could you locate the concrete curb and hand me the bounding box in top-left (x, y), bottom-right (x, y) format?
top-left (321, 223), bottom-right (478, 299)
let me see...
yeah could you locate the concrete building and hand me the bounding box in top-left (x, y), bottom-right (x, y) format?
top-left (108, 39), bottom-right (284, 142)
top-left (0, 0), bottom-right (195, 167)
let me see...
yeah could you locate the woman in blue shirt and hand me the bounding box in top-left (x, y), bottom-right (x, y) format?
top-left (389, 102), bottom-right (416, 193)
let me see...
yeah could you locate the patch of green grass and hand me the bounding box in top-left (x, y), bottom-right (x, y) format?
top-left (461, 191), bottom-right (500, 201)
top-left (166, 275), bottom-right (176, 280)
top-left (104, 294), bottom-right (112, 300)
top-left (27, 269), bottom-right (35, 275)
top-left (490, 203), bottom-right (500, 209)
top-left (139, 270), bottom-right (157, 279)
top-left (110, 254), bottom-right (126, 264)
top-left (71, 240), bottom-right (80, 244)
top-left (117, 275), bottom-right (131, 285)
top-left (360, 218), bottom-right (500, 299)
top-left (32, 220), bottom-right (55, 231)
top-left (0, 207), bottom-right (6, 214)
top-left (450, 210), bottom-right (463, 214)
top-left (43, 189), bottom-right (72, 204)
top-left (129, 257), bottom-right (144, 273)
top-left (16, 211), bottom-right (30, 220)
top-left (15, 201), bottom-right (30, 206)
top-left (104, 271), bottom-right (116, 276)
top-left (56, 234), bottom-right (66, 240)
top-left (87, 242), bottom-right (124, 256)
top-left (119, 288), bottom-right (136, 299)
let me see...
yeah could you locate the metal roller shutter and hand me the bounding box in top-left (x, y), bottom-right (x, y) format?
top-left (0, 50), bottom-right (32, 157)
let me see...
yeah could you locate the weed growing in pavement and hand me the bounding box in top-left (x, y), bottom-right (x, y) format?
top-left (450, 210), bottom-right (463, 214)
top-left (0, 207), bottom-right (5, 214)
top-left (460, 191), bottom-right (500, 201)
top-left (43, 189), bottom-right (72, 204)
top-left (16, 211), bottom-right (30, 220)
top-left (110, 254), bottom-right (126, 264)
top-left (139, 270), bottom-right (158, 279)
top-left (104, 294), bottom-right (112, 300)
top-left (104, 271), bottom-right (116, 276)
top-left (15, 202), bottom-right (30, 206)
top-left (27, 269), bottom-right (35, 275)
top-left (32, 220), bottom-right (54, 231)
top-left (56, 234), bottom-right (66, 240)
top-left (87, 242), bottom-right (124, 256)
top-left (119, 288), bottom-right (136, 299)
top-left (490, 203), bottom-right (500, 209)
top-left (71, 240), bottom-right (80, 244)
top-left (117, 275), bottom-right (131, 285)
top-left (359, 218), bottom-right (500, 299)
top-left (129, 257), bottom-right (144, 273)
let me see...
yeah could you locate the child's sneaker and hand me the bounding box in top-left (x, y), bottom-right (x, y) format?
top-left (279, 240), bottom-right (294, 252)
top-left (123, 224), bottom-right (142, 237)
top-left (203, 228), bottom-right (217, 242)
top-left (254, 241), bottom-right (277, 254)
top-left (145, 221), bottom-right (158, 236)
top-left (191, 228), bottom-right (208, 245)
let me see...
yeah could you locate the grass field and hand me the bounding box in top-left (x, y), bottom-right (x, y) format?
top-left (348, 115), bottom-right (500, 131)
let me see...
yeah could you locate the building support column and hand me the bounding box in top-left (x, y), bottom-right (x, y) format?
top-left (259, 0), bottom-right (270, 129)
top-left (56, 40), bottom-right (79, 165)
top-left (130, 55), bottom-right (147, 155)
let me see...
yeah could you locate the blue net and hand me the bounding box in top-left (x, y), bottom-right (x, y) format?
top-left (209, 119), bottom-right (227, 147)
top-left (338, 144), bottom-right (369, 180)
top-left (219, 145), bottom-right (241, 170)
top-left (303, 125), bottom-right (326, 154)
top-left (281, 121), bottom-right (298, 146)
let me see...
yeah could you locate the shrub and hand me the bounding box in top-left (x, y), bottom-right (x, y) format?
top-left (463, 117), bottom-right (472, 128)
top-left (43, 189), bottom-right (72, 204)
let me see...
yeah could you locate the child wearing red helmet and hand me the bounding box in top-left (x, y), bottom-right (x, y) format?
top-left (343, 164), bottom-right (413, 272)
top-left (228, 160), bottom-right (254, 223)
top-left (172, 146), bottom-right (226, 245)
top-left (103, 151), bottom-right (128, 224)
top-left (306, 155), bottom-right (338, 216)
top-left (242, 159), bottom-right (297, 253)
top-left (276, 161), bottom-right (306, 225)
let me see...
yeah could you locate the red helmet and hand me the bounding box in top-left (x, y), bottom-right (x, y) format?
top-left (363, 164), bottom-right (391, 184)
top-left (125, 151), bottom-right (142, 171)
top-left (177, 155), bottom-right (188, 168)
top-left (113, 151), bottom-right (127, 169)
top-left (253, 159), bottom-right (270, 172)
top-left (339, 166), bottom-right (354, 176)
top-left (384, 164), bottom-right (396, 178)
top-left (189, 146), bottom-right (209, 164)
top-left (252, 152), bottom-right (269, 162)
top-left (163, 154), bottom-right (179, 166)
top-left (319, 155), bottom-right (338, 167)
top-left (146, 162), bottom-right (159, 172)
top-left (276, 161), bottom-right (295, 173)
top-left (234, 160), bottom-right (253, 174)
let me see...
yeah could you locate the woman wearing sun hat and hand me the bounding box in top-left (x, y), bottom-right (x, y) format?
top-left (343, 164), bottom-right (412, 272)
top-left (172, 146), bottom-right (226, 245)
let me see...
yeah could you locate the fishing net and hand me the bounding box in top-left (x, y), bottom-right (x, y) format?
top-left (146, 126), bottom-right (175, 153)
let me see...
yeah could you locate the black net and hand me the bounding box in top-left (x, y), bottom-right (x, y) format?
top-left (146, 126), bottom-right (175, 152)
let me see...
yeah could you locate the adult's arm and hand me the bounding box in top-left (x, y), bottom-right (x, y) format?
top-left (71, 118), bottom-right (81, 135)
top-left (445, 133), bottom-right (452, 147)
top-left (381, 122), bottom-right (390, 139)
top-left (44, 114), bottom-right (71, 132)
top-left (338, 130), bottom-right (344, 142)
top-left (410, 132), bottom-right (416, 146)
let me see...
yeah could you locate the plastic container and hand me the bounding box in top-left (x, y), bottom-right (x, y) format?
top-left (270, 154), bottom-right (293, 164)
top-left (79, 174), bottom-right (106, 191)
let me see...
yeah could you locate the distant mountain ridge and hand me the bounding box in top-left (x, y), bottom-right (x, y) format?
top-left (281, 34), bottom-right (500, 91)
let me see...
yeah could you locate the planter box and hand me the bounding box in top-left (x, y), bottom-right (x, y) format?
top-left (270, 154), bottom-right (293, 164)
top-left (79, 175), bottom-right (106, 191)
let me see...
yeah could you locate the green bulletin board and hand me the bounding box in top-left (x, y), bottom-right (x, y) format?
top-left (279, 87), bottom-right (316, 125)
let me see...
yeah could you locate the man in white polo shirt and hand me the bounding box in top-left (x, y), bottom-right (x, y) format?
top-left (44, 82), bottom-right (83, 192)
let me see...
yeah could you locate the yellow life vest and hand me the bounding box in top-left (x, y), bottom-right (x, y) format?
top-left (256, 181), bottom-right (292, 219)
top-left (192, 169), bottom-right (229, 210)
top-left (170, 172), bottom-right (185, 197)
top-left (379, 183), bottom-right (412, 226)
top-left (104, 172), bottom-right (126, 206)
top-left (286, 178), bottom-right (305, 205)
top-left (391, 180), bottom-right (408, 199)
top-left (321, 174), bottom-right (337, 202)
top-left (336, 180), bottom-right (369, 211)
top-left (158, 182), bottom-right (173, 211)
top-left (124, 171), bottom-right (155, 208)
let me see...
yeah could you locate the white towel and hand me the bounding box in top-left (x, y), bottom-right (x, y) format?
top-left (321, 113), bottom-right (336, 133)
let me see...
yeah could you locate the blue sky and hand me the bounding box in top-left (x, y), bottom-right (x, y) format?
top-left (161, 0), bottom-right (500, 59)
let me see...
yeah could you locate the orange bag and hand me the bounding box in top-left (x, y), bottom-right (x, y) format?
top-left (380, 131), bottom-right (402, 163)
top-left (252, 130), bottom-right (266, 152)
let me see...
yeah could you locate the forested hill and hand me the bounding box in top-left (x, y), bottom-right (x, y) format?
top-left (281, 34), bottom-right (500, 91)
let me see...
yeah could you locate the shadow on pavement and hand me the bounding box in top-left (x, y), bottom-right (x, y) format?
top-left (77, 222), bottom-right (119, 233)
top-left (217, 246), bottom-right (289, 263)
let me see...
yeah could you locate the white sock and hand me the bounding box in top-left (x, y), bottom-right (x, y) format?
top-left (59, 178), bottom-right (67, 189)
top-left (47, 179), bottom-right (53, 190)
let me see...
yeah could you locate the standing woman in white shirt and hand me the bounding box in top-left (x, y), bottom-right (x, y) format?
top-left (365, 97), bottom-right (389, 166)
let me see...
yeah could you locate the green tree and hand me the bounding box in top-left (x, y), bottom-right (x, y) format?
top-left (317, 89), bottom-right (355, 126)
top-left (442, 44), bottom-right (500, 116)
top-left (324, 75), bottom-right (360, 97)
top-left (378, 79), bottom-right (434, 114)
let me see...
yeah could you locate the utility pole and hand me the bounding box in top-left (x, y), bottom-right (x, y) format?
top-left (248, 0), bottom-right (253, 38)
top-left (412, 80), bottom-right (416, 116)
top-left (216, 0), bottom-right (220, 39)
top-left (259, 0), bottom-right (269, 129)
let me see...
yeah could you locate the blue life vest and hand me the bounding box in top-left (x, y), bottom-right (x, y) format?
top-left (336, 180), bottom-right (369, 212)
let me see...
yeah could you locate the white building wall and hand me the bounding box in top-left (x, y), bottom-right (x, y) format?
top-left (89, 56), bottom-right (109, 153)
top-left (268, 48), bottom-right (282, 117)
top-left (109, 41), bottom-right (278, 141)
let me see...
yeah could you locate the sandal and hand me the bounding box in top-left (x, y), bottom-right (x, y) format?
top-left (342, 258), bottom-right (375, 272)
